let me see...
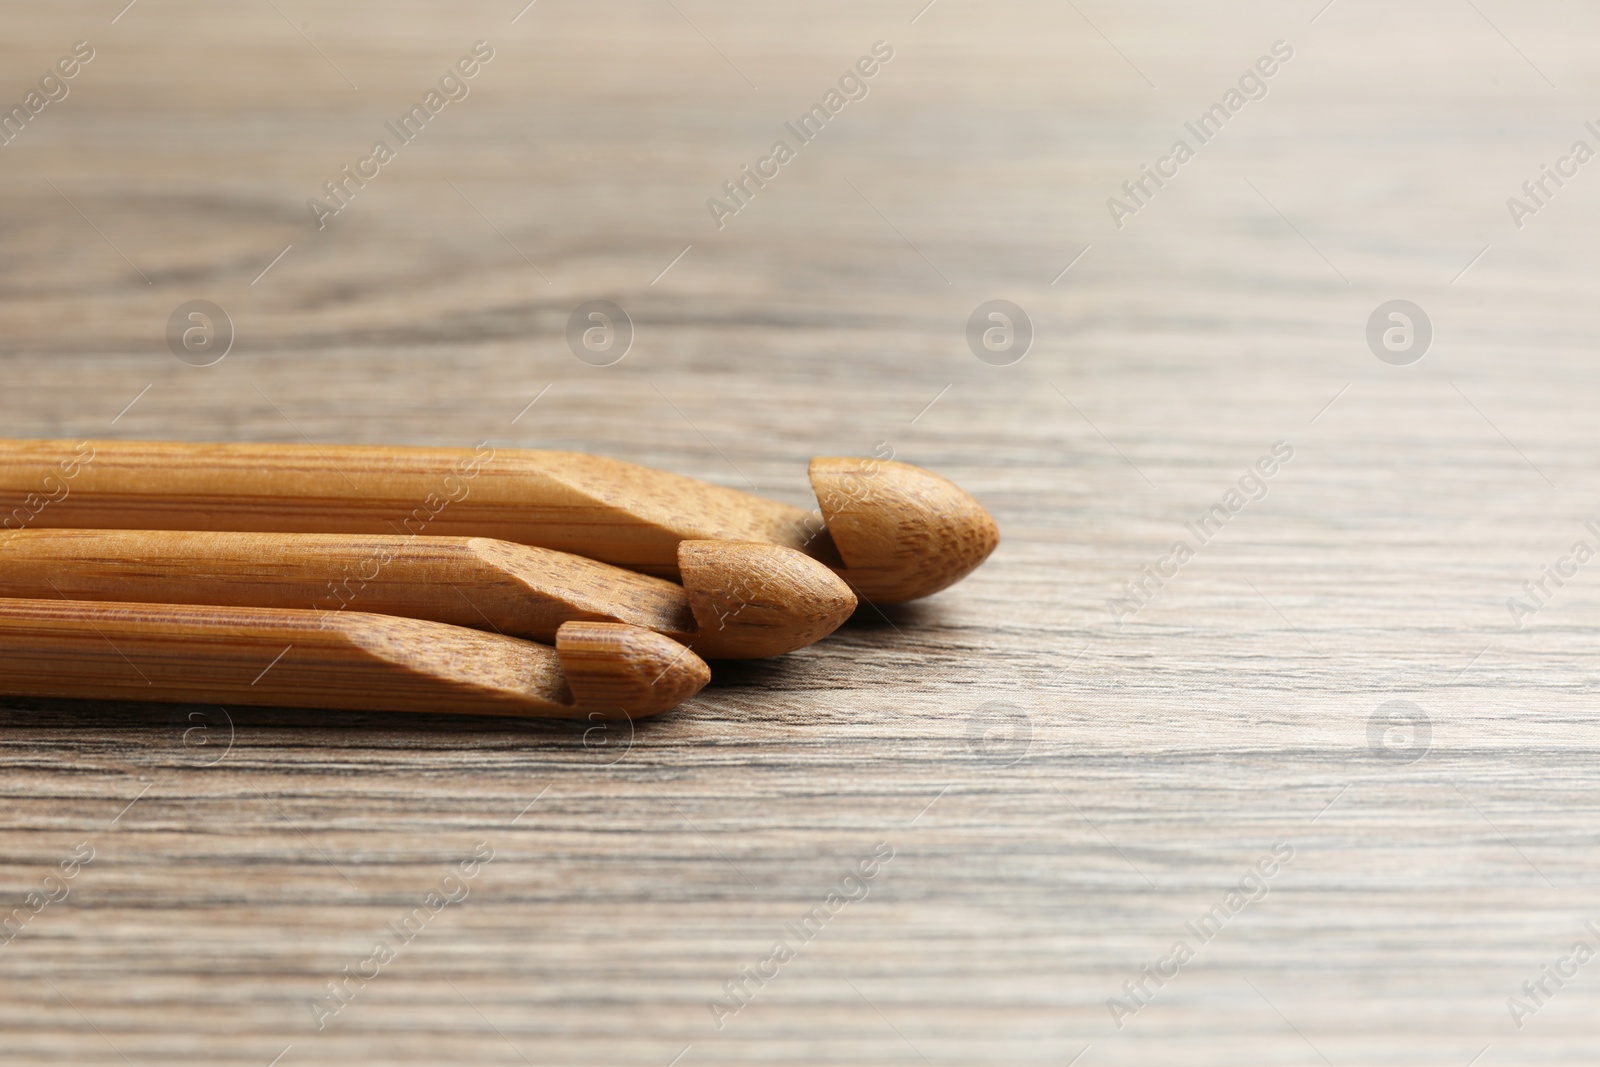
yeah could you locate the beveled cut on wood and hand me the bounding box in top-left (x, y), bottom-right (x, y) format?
top-left (0, 529), bottom-right (854, 659)
top-left (0, 439), bottom-right (998, 603)
top-left (0, 600), bottom-right (708, 719)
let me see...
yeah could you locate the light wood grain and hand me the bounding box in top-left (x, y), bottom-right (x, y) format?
top-left (0, 438), bottom-right (996, 602)
top-left (0, 528), bottom-right (856, 659)
top-left (0, 602), bottom-right (708, 718)
top-left (2, 1), bottom-right (1600, 1065)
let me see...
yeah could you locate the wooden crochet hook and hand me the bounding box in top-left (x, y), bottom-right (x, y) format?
top-left (0, 529), bottom-right (853, 660)
top-left (0, 600), bottom-right (708, 719)
top-left (0, 439), bottom-right (998, 602)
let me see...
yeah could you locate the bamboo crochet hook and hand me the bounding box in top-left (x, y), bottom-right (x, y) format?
top-left (0, 439), bottom-right (998, 602)
top-left (0, 600), bottom-right (708, 719)
top-left (0, 529), bottom-right (853, 659)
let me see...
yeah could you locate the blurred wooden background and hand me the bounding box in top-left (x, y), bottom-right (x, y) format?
top-left (2, 1), bottom-right (1599, 1063)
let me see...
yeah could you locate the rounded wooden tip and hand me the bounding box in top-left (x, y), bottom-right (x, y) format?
top-left (676, 540), bottom-right (857, 659)
top-left (808, 457), bottom-right (999, 603)
top-left (554, 621), bottom-right (710, 719)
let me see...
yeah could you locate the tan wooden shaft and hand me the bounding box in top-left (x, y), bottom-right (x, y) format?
top-left (0, 527), bottom-right (692, 642)
top-left (0, 529), bottom-right (852, 659)
top-left (0, 439), bottom-right (805, 577)
top-left (0, 439), bottom-right (998, 602)
top-left (0, 600), bottom-right (707, 719)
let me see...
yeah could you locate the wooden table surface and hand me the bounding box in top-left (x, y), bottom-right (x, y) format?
top-left (3, 1), bottom-right (1598, 1063)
